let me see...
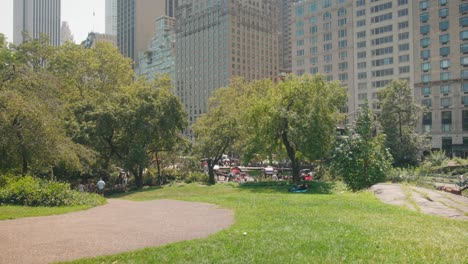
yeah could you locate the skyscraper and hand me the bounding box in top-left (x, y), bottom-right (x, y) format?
top-left (60, 21), bottom-right (74, 45)
top-left (106, 0), bottom-right (118, 36)
top-left (13, 0), bottom-right (61, 46)
top-left (291, 0), bottom-right (468, 156)
top-left (117, 0), bottom-right (177, 69)
top-left (175, 0), bottom-right (279, 128)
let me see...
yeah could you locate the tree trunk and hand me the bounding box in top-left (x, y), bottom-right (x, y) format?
top-left (155, 152), bottom-right (162, 186)
top-left (21, 152), bottom-right (28, 175)
top-left (281, 129), bottom-right (300, 182)
top-left (207, 158), bottom-right (216, 185)
top-left (135, 166), bottom-right (143, 188)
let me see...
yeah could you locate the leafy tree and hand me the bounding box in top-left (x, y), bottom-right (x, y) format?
top-left (192, 79), bottom-right (246, 184)
top-left (331, 103), bottom-right (393, 191)
top-left (246, 74), bottom-right (346, 182)
top-left (377, 80), bottom-right (428, 166)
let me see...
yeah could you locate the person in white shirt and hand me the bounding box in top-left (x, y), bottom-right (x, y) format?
top-left (97, 178), bottom-right (105, 195)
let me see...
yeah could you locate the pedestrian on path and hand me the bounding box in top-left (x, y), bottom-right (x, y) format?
top-left (97, 178), bottom-right (105, 195)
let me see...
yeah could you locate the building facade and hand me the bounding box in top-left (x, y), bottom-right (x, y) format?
top-left (175, 0), bottom-right (279, 128)
top-left (106, 0), bottom-right (118, 35)
top-left (13, 0), bottom-right (61, 46)
top-left (138, 16), bottom-right (176, 81)
top-left (82, 32), bottom-right (117, 49)
top-left (117, 0), bottom-right (177, 70)
top-left (278, 0), bottom-right (293, 73)
top-left (413, 0), bottom-right (468, 156)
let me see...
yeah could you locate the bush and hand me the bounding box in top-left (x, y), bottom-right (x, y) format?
top-left (0, 175), bottom-right (105, 207)
top-left (387, 167), bottom-right (422, 183)
top-left (183, 172), bottom-right (208, 184)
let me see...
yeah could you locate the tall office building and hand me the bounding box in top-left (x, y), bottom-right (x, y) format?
top-left (291, 0), bottom-right (467, 156)
top-left (117, 0), bottom-right (177, 69)
top-left (278, 0), bottom-right (293, 73)
top-left (414, 0), bottom-right (468, 156)
top-left (106, 0), bottom-right (118, 36)
top-left (138, 16), bottom-right (176, 81)
top-left (175, 0), bottom-right (280, 128)
top-left (13, 0), bottom-right (61, 46)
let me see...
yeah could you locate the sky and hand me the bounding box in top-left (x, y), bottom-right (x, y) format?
top-left (0, 0), bottom-right (106, 43)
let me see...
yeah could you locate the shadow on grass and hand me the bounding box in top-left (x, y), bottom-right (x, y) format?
top-left (107, 186), bottom-right (163, 199)
top-left (238, 181), bottom-right (339, 195)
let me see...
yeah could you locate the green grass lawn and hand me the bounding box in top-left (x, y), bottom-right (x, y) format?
top-left (0, 204), bottom-right (98, 220)
top-left (68, 181), bottom-right (468, 264)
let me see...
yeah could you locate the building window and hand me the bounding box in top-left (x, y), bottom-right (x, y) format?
top-left (310, 47), bottom-right (318, 55)
top-left (463, 110), bottom-right (468, 131)
top-left (461, 31), bottom-right (468, 41)
top-left (295, 6), bottom-right (304, 17)
top-left (421, 74), bottom-right (431, 83)
top-left (420, 38), bottom-right (430, 48)
top-left (297, 50), bottom-right (305, 56)
top-left (357, 62), bottom-right (366, 69)
top-left (462, 57), bottom-right (468, 66)
top-left (423, 112), bottom-right (432, 132)
top-left (463, 83), bottom-right (468, 92)
top-left (461, 3), bottom-right (468, 13)
top-left (339, 40), bottom-right (348, 48)
top-left (398, 55), bottom-right (409, 63)
top-left (462, 44), bottom-right (468, 54)
top-left (339, 51), bottom-right (348, 59)
top-left (357, 19), bottom-right (366, 27)
top-left (421, 62), bottom-right (431, 72)
top-left (439, 0), bottom-right (447, 5)
top-left (323, 22), bottom-right (332, 31)
top-left (398, 9), bottom-right (408, 17)
top-left (357, 31), bottom-right (366, 38)
top-left (398, 21), bottom-right (409, 30)
top-left (420, 25), bottom-right (430, 35)
top-left (442, 111), bottom-right (452, 132)
top-left (339, 62), bottom-right (348, 70)
top-left (439, 22), bottom-right (449, 33)
top-left (440, 47), bottom-right (450, 56)
top-left (422, 98), bottom-right (432, 107)
top-left (399, 43), bottom-right (409, 51)
top-left (420, 1), bottom-right (428, 11)
top-left (310, 67), bottom-right (319, 74)
top-left (462, 70), bottom-right (468, 79)
top-left (324, 43), bottom-right (332, 51)
top-left (324, 64), bottom-right (333, 73)
top-left (323, 32), bottom-right (332, 41)
top-left (440, 72), bottom-right (451, 81)
top-left (358, 72), bottom-right (367, 79)
top-left (339, 73), bottom-right (348, 81)
top-left (439, 34), bottom-right (450, 45)
top-left (461, 17), bottom-right (468, 27)
top-left (440, 85), bottom-right (451, 94)
top-left (462, 96), bottom-right (468, 105)
top-left (338, 29), bottom-right (347, 38)
top-left (310, 57), bottom-right (318, 64)
top-left (422, 87), bottom-right (431, 95)
top-left (323, 11), bottom-right (331, 20)
top-left (338, 8), bottom-right (346, 16)
top-left (324, 54), bottom-right (332, 62)
top-left (439, 8), bottom-right (449, 18)
top-left (357, 9), bottom-right (365, 16)
top-left (310, 26), bottom-right (318, 33)
top-left (399, 66), bottom-right (410, 74)
top-left (358, 51), bottom-right (367, 59)
top-left (356, 0), bottom-right (366, 7)
top-left (420, 13), bottom-right (429, 23)
top-left (399, 32), bottom-right (409, 40)
top-left (398, 0), bottom-right (408, 5)
top-left (357, 41), bottom-right (366, 48)
top-left (440, 59), bottom-right (451, 69)
top-left (323, 0), bottom-right (331, 8)
top-left (338, 18), bottom-right (347, 27)
top-left (309, 2), bottom-right (317, 13)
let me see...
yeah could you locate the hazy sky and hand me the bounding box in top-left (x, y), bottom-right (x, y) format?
top-left (0, 0), bottom-right (106, 43)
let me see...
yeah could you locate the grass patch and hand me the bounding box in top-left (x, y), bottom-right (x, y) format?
top-left (0, 204), bottom-right (98, 220)
top-left (401, 184), bottom-right (421, 212)
top-left (69, 182), bottom-right (467, 264)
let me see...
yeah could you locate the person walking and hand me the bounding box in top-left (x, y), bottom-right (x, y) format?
top-left (97, 178), bottom-right (106, 195)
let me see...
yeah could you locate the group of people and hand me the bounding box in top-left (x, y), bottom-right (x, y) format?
top-left (76, 171), bottom-right (129, 195)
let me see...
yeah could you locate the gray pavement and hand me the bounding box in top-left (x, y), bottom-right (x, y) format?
top-left (0, 199), bottom-right (234, 264)
top-left (371, 183), bottom-right (468, 220)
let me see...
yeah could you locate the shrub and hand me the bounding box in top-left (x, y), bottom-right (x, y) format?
top-left (0, 175), bottom-right (105, 207)
top-left (183, 172), bottom-right (208, 184)
top-left (424, 150), bottom-right (448, 167)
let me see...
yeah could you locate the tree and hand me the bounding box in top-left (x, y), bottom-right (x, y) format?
top-left (192, 79), bottom-right (246, 184)
top-left (245, 74), bottom-right (346, 182)
top-left (377, 80), bottom-right (429, 166)
top-left (331, 103), bottom-right (393, 191)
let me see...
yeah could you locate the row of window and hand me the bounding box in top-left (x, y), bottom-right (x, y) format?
top-left (421, 44), bottom-right (468, 60)
top-left (295, 1), bottom-right (347, 17)
top-left (421, 83), bottom-right (468, 96)
top-left (421, 1), bottom-right (468, 13)
top-left (421, 71), bottom-right (468, 83)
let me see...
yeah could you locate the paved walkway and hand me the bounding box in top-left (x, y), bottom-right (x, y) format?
top-left (0, 199), bottom-right (233, 264)
top-left (371, 183), bottom-right (468, 221)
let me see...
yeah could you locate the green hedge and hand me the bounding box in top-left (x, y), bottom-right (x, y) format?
top-left (0, 175), bottom-right (106, 207)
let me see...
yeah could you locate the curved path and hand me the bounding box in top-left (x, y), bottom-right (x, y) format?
top-left (371, 183), bottom-right (468, 221)
top-left (0, 199), bottom-right (233, 264)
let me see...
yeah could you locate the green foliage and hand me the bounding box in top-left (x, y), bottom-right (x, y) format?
top-left (424, 150), bottom-right (448, 167)
top-left (331, 103), bottom-right (393, 191)
top-left (387, 167), bottom-right (422, 183)
top-left (377, 80), bottom-right (429, 167)
top-left (0, 175), bottom-right (105, 207)
top-left (183, 172), bottom-right (208, 184)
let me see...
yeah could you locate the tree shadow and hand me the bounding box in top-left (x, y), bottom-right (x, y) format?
top-left (238, 181), bottom-right (338, 195)
top-left (107, 186), bottom-right (163, 199)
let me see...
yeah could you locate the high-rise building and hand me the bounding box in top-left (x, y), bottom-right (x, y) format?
top-left (106, 0), bottom-right (118, 36)
top-left (117, 0), bottom-right (177, 70)
top-left (413, 0), bottom-right (468, 156)
top-left (13, 0), bottom-right (61, 46)
top-left (138, 16), bottom-right (176, 81)
top-left (278, 0), bottom-right (293, 73)
top-left (60, 21), bottom-right (74, 45)
top-left (291, 0), bottom-right (468, 156)
top-left (82, 32), bottom-right (117, 49)
top-left (175, 0), bottom-right (279, 128)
